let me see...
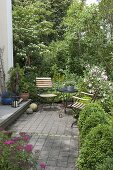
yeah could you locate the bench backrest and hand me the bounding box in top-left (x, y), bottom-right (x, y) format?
top-left (36, 77), bottom-right (53, 88)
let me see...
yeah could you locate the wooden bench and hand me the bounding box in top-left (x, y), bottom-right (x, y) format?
top-left (36, 77), bottom-right (57, 106)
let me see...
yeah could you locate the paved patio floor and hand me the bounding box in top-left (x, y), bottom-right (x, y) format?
top-left (8, 104), bottom-right (79, 170)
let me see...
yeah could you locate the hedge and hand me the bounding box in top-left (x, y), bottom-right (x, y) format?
top-left (78, 102), bottom-right (105, 131)
top-left (77, 124), bottom-right (113, 170)
top-left (80, 111), bottom-right (110, 142)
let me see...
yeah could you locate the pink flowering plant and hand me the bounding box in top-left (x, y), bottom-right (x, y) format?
top-left (0, 129), bottom-right (37, 170)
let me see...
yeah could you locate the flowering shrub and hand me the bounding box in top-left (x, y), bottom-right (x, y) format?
top-left (78, 65), bottom-right (113, 112)
top-left (0, 129), bottom-right (37, 170)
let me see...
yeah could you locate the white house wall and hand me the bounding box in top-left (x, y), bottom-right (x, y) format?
top-left (0, 0), bottom-right (13, 82)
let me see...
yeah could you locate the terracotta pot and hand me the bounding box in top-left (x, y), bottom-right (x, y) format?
top-left (20, 92), bottom-right (29, 101)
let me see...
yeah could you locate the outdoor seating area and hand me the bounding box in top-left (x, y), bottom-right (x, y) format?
top-left (0, 66), bottom-right (113, 169)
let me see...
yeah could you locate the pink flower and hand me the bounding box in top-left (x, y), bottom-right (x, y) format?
top-left (4, 140), bottom-right (15, 145)
top-left (16, 145), bottom-right (24, 151)
top-left (22, 135), bottom-right (30, 141)
top-left (24, 144), bottom-right (33, 152)
top-left (0, 127), bottom-right (4, 131)
top-left (12, 137), bottom-right (21, 141)
top-left (19, 132), bottom-right (26, 137)
top-left (40, 162), bottom-right (46, 169)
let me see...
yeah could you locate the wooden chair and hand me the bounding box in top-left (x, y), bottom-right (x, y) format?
top-left (67, 91), bottom-right (94, 127)
top-left (36, 77), bottom-right (57, 108)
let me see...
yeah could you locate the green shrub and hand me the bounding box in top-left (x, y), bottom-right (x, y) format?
top-left (80, 111), bottom-right (110, 142)
top-left (77, 124), bottom-right (113, 170)
top-left (78, 102), bottom-right (105, 131)
top-left (96, 157), bottom-right (113, 170)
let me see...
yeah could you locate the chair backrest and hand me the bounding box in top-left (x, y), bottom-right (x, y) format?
top-left (80, 91), bottom-right (95, 102)
top-left (36, 77), bottom-right (53, 88)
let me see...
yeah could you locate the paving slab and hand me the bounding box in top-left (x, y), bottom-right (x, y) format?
top-left (8, 104), bottom-right (79, 169)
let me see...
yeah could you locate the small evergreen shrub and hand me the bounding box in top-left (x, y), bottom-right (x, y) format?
top-left (77, 124), bottom-right (113, 170)
top-left (80, 111), bottom-right (110, 141)
top-left (78, 102), bottom-right (105, 131)
top-left (96, 157), bottom-right (113, 170)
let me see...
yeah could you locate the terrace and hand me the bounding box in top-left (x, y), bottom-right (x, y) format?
top-left (0, 0), bottom-right (113, 169)
top-left (0, 101), bottom-right (79, 170)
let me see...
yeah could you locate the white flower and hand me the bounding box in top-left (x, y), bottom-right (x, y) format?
top-left (101, 99), bottom-right (104, 103)
top-left (88, 83), bottom-right (92, 87)
top-left (103, 93), bottom-right (106, 97)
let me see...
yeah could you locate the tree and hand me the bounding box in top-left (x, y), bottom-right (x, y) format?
top-left (13, 1), bottom-right (54, 75)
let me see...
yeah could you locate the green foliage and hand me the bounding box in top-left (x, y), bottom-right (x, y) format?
top-left (7, 63), bottom-right (25, 94)
top-left (62, 1), bottom-right (102, 74)
top-left (12, 0), bottom-right (72, 76)
top-left (7, 64), bottom-right (37, 101)
top-left (13, 0), bottom-right (54, 71)
top-left (49, 40), bottom-right (70, 74)
top-left (78, 102), bottom-right (105, 131)
top-left (22, 66), bottom-right (37, 101)
top-left (80, 110), bottom-right (110, 141)
top-left (48, 0), bottom-right (113, 78)
top-left (12, 0), bottom-right (113, 81)
top-left (96, 157), bottom-right (113, 170)
top-left (77, 124), bottom-right (113, 170)
top-left (46, 0), bottom-right (72, 39)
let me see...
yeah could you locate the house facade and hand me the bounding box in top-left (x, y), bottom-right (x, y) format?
top-left (0, 0), bottom-right (13, 83)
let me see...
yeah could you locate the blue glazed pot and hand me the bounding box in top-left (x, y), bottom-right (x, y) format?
top-left (1, 98), bottom-right (13, 105)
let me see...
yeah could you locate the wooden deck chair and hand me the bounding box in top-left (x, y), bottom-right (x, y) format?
top-left (67, 92), bottom-right (94, 127)
top-left (36, 77), bottom-right (57, 108)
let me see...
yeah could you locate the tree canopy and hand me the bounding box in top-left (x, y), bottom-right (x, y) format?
top-left (12, 0), bottom-right (113, 79)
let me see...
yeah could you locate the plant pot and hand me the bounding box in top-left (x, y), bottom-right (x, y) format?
top-left (20, 92), bottom-right (29, 101)
top-left (1, 97), bottom-right (13, 105)
top-left (66, 86), bottom-right (74, 91)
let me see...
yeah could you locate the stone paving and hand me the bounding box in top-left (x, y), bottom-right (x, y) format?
top-left (8, 104), bottom-right (79, 170)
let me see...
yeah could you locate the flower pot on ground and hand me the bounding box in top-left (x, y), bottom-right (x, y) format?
top-left (20, 92), bottom-right (29, 101)
top-left (7, 64), bottom-right (24, 95)
top-left (19, 82), bottom-right (30, 101)
top-left (1, 91), bottom-right (13, 105)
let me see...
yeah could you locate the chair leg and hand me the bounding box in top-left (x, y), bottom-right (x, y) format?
top-left (71, 109), bottom-right (79, 128)
top-left (59, 113), bottom-right (63, 118)
top-left (71, 120), bottom-right (77, 128)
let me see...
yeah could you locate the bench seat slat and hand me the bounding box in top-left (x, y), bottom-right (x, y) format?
top-left (36, 77), bottom-right (57, 101)
top-left (36, 78), bottom-right (53, 88)
top-left (68, 102), bottom-right (85, 110)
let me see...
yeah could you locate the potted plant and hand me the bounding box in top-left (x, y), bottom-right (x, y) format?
top-left (7, 63), bottom-right (24, 95)
top-left (64, 81), bottom-right (75, 91)
top-left (1, 91), bottom-right (13, 105)
top-left (7, 64), bottom-right (30, 101)
top-left (19, 82), bottom-right (30, 101)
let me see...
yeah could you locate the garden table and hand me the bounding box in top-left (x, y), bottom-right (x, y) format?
top-left (57, 87), bottom-right (78, 117)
